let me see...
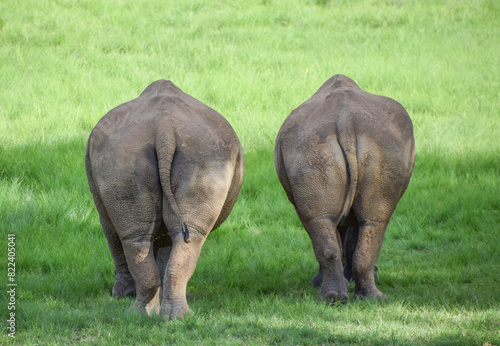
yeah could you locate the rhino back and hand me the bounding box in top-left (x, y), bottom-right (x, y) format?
top-left (278, 81), bottom-right (412, 150)
top-left (89, 80), bottom-right (239, 157)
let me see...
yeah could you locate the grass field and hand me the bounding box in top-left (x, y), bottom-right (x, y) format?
top-left (1, 0), bottom-right (499, 344)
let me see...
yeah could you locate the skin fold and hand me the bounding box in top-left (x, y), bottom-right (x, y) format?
top-left (85, 80), bottom-right (244, 319)
top-left (275, 74), bottom-right (415, 302)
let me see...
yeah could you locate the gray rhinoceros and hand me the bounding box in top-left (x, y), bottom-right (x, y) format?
top-left (85, 80), bottom-right (244, 319)
top-left (274, 74), bottom-right (415, 302)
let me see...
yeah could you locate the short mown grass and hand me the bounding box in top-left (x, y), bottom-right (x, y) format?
top-left (1, 0), bottom-right (499, 344)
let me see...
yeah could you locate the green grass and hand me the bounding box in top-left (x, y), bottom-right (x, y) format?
top-left (1, 0), bottom-right (499, 344)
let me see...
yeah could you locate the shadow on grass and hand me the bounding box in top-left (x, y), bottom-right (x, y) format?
top-left (1, 141), bottom-right (498, 337)
top-left (0, 138), bottom-right (112, 299)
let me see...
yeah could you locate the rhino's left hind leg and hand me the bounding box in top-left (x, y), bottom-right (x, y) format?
top-left (303, 217), bottom-right (348, 303)
top-left (121, 230), bottom-right (161, 316)
top-left (105, 225), bottom-right (135, 298)
top-left (94, 196), bottom-right (136, 298)
top-left (352, 220), bottom-right (388, 300)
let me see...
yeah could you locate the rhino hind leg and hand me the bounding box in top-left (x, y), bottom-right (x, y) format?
top-left (121, 232), bottom-right (161, 316)
top-left (113, 269), bottom-right (136, 299)
top-left (101, 194), bottom-right (163, 315)
top-left (351, 220), bottom-right (388, 301)
top-left (93, 198), bottom-right (136, 299)
top-left (310, 265), bottom-right (323, 287)
top-left (153, 234), bottom-right (194, 302)
top-left (304, 217), bottom-right (348, 303)
top-left (160, 225), bottom-right (206, 320)
top-left (102, 224), bottom-right (136, 299)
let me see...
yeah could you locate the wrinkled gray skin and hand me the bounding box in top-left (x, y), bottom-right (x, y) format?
top-left (275, 75), bottom-right (415, 302)
top-left (85, 80), bottom-right (244, 319)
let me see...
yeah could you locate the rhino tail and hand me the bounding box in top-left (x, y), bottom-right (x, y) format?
top-left (337, 114), bottom-right (358, 225)
top-left (156, 132), bottom-right (190, 243)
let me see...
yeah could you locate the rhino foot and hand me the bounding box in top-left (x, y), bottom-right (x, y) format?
top-left (161, 300), bottom-right (193, 320)
top-left (319, 290), bottom-right (349, 303)
top-left (354, 287), bottom-right (387, 301)
top-left (112, 272), bottom-right (136, 298)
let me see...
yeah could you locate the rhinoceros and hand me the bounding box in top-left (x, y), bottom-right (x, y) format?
top-left (85, 80), bottom-right (244, 319)
top-left (274, 74), bottom-right (415, 302)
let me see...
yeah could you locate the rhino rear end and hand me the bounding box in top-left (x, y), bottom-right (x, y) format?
top-left (275, 74), bottom-right (415, 303)
top-left (86, 80), bottom-right (244, 320)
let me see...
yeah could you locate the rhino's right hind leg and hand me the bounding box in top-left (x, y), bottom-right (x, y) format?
top-left (160, 226), bottom-right (207, 320)
top-left (352, 220), bottom-right (388, 301)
